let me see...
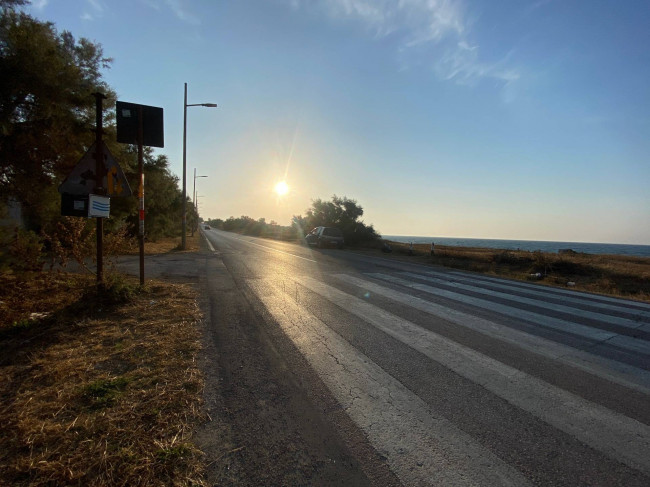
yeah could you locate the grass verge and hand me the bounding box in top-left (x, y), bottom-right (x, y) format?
top-left (0, 272), bottom-right (205, 486)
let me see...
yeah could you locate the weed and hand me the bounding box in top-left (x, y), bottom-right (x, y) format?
top-left (83, 376), bottom-right (130, 409)
top-left (11, 318), bottom-right (34, 330)
top-left (156, 444), bottom-right (194, 463)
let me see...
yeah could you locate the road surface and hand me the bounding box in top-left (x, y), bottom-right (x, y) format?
top-left (200, 228), bottom-right (650, 486)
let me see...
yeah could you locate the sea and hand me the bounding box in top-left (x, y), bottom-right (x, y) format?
top-left (383, 236), bottom-right (650, 258)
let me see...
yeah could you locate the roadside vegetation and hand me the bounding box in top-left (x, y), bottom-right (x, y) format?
top-left (206, 194), bottom-right (381, 246)
top-left (0, 0), bottom-right (199, 269)
top-left (0, 256), bottom-right (206, 486)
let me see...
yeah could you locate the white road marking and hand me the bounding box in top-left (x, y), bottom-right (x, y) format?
top-left (229, 235), bottom-right (317, 262)
top-left (334, 273), bottom-right (650, 394)
top-left (400, 272), bottom-right (644, 330)
top-left (202, 231), bottom-right (216, 252)
top-left (448, 270), bottom-right (650, 311)
top-left (367, 273), bottom-right (650, 356)
top-left (293, 275), bottom-right (650, 476)
top-left (248, 279), bottom-right (531, 486)
top-left (427, 269), bottom-right (650, 318)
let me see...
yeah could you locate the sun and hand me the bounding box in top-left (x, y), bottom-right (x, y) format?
top-left (274, 180), bottom-right (289, 196)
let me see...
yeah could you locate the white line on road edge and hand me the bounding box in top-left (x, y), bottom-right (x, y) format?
top-left (248, 279), bottom-right (530, 487)
top-left (294, 275), bottom-right (650, 476)
top-left (334, 274), bottom-right (650, 394)
top-left (201, 231), bottom-right (216, 252)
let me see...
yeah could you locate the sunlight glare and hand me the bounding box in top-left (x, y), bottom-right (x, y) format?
top-left (274, 180), bottom-right (289, 196)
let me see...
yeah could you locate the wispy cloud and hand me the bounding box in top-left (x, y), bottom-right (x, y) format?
top-left (289, 0), bottom-right (521, 97)
top-left (81, 0), bottom-right (104, 22)
top-left (31, 0), bottom-right (49, 10)
top-left (163, 0), bottom-right (200, 25)
top-left (140, 0), bottom-right (200, 24)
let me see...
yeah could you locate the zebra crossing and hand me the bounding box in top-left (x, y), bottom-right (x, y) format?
top-left (247, 268), bottom-right (650, 485)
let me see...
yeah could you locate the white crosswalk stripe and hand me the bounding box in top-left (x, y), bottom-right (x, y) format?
top-left (246, 271), bottom-right (650, 484)
top-left (400, 271), bottom-right (647, 330)
top-left (290, 275), bottom-right (650, 476)
top-left (447, 270), bottom-right (650, 312)
top-left (367, 273), bottom-right (650, 355)
top-left (333, 273), bottom-right (650, 394)
top-left (434, 269), bottom-right (650, 318)
top-left (248, 279), bottom-right (531, 486)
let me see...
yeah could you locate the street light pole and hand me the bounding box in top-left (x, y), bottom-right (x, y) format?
top-left (182, 84), bottom-right (188, 250)
top-left (192, 168), bottom-right (208, 236)
top-left (182, 82), bottom-right (217, 250)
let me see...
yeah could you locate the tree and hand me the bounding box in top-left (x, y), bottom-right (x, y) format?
top-left (295, 195), bottom-right (380, 245)
top-left (0, 4), bottom-right (114, 231)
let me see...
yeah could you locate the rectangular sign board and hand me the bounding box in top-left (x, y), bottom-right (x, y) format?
top-left (88, 194), bottom-right (110, 218)
top-left (61, 193), bottom-right (88, 217)
top-left (116, 101), bottom-right (164, 148)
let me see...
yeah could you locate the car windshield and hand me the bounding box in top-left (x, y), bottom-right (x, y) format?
top-left (323, 228), bottom-right (342, 237)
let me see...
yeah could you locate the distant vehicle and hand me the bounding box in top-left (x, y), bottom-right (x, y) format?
top-left (204, 225), bottom-right (211, 230)
top-left (305, 226), bottom-right (344, 248)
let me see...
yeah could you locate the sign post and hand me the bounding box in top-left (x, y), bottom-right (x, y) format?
top-left (137, 105), bottom-right (145, 285)
top-left (58, 93), bottom-right (132, 286)
top-left (116, 101), bottom-right (164, 286)
top-left (93, 93), bottom-right (106, 284)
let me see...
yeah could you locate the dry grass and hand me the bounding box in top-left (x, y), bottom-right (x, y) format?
top-left (119, 233), bottom-right (201, 256)
top-left (360, 241), bottom-right (650, 303)
top-left (0, 273), bottom-right (206, 486)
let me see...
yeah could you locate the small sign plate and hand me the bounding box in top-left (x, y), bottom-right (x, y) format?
top-left (88, 194), bottom-right (110, 218)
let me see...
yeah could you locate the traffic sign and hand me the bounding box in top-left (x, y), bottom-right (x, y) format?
top-left (58, 141), bottom-right (132, 197)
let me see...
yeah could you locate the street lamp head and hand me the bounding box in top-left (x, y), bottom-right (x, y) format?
top-left (202, 103), bottom-right (217, 107)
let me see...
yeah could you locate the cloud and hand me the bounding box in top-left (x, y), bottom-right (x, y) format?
top-left (295, 0), bottom-right (464, 43)
top-left (289, 0), bottom-right (521, 96)
top-left (31, 0), bottom-right (49, 10)
top-left (163, 0), bottom-right (200, 25)
top-left (81, 0), bottom-right (104, 22)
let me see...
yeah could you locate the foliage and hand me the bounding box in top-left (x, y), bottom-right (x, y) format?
top-left (211, 195), bottom-right (381, 246)
top-left (0, 5), bottom-right (114, 232)
top-left (294, 195), bottom-right (380, 246)
top-left (212, 215), bottom-right (298, 240)
top-left (0, 226), bottom-right (43, 273)
top-left (1, 4), bottom-right (193, 274)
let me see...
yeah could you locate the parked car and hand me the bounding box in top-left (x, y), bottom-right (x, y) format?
top-left (305, 226), bottom-right (344, 248)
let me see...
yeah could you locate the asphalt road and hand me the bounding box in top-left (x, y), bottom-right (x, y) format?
top-left (200, 228), bottom-right (650, 486)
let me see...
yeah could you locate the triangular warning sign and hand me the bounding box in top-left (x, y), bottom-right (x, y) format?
top-left (58, 141), bottom-right (132, 197)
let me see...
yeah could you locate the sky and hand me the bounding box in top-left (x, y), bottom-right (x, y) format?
top-left (26, 0), bottom-right (650, 244)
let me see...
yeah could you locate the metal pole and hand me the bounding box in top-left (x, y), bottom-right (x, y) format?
top-left (182, 83), bottom-right (188, 250)
top-left (191, 168), bottom-right (196, 237)
top-left (138, 106), bottom-right (145, 285)
top-left (93, 92), bottom-right (106, 284)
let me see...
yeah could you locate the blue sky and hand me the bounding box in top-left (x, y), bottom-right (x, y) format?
top-left (27, 0), bottom-right (650, 244)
